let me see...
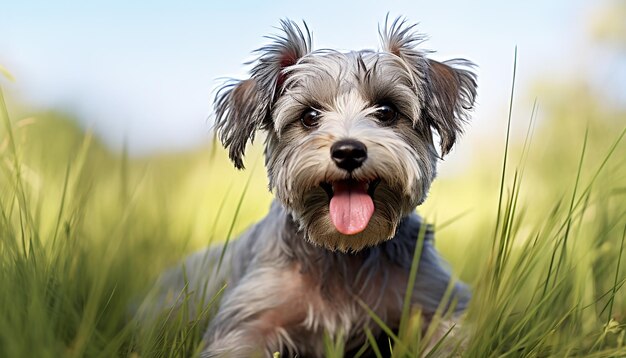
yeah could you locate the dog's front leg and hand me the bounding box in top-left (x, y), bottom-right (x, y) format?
top-left (410, 239), bottom-right (472, 356)
top-left (200, 265), bottom-right (310, 358)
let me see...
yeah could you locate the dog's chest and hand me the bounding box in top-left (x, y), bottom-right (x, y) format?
top-left (276, 259), bottom-right (409, 354)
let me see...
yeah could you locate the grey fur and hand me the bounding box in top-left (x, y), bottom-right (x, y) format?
top-left (146, 17), bottom-right (477, 357)
top-left (215, 20), bottom-right (312, 169)
top-left (150, 205), bottom-right (470, 357)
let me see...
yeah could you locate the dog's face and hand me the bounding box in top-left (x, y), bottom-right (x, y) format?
top-left (215, 18), bottom-right (477, 252)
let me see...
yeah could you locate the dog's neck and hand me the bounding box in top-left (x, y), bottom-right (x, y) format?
top-left (273, 201), bottom-right (433, 270)
top-left (241, 201), bottom-right (469, 314)
top-left (258, 201), bottom-right (436, 299)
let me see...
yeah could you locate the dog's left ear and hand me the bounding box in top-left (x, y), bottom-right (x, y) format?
top-left (424, 59), bottom-right (477, 155)
top-left (214, 20), bottom-right (312, 169)
top-left (380, 17), bottom-right (477, 156)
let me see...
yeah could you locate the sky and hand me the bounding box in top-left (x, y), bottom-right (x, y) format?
top-left (0, 0), bottom-right (600, 156)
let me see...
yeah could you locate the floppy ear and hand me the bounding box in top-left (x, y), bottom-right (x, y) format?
top-left (214, 19), bottom-right (312, 169)
top-left (425, 59), bottom-right (477, 155)
top-left (380, 16), bottom-right (477, 156)
top-left (214, 78), bottom-right (264, 169)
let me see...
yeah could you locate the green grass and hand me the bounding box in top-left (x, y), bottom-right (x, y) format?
top-left (1, 64), bottom-right (625, 358)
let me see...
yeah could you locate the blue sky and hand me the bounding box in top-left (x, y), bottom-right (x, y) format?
top-left (0, 0), bottom-right (599, 155)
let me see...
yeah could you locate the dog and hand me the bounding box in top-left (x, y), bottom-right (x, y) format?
top-left (147, 17), bottom-right (477, 357)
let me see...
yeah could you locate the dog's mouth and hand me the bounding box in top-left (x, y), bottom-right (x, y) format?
top-left (320, 179), bottom-right (380, 236)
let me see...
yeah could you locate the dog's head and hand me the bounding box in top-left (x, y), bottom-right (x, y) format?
top-left (214, 18), bottom-right (477, 252)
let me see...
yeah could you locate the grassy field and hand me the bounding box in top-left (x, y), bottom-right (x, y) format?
top-left (1, 67), bottom-right (625, 358)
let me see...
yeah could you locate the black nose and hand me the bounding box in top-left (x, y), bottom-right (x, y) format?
top-left (331, 140), bottom-right (367, 172)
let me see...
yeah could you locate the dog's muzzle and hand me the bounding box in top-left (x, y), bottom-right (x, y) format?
top-left (325, 140), bottom-right (376, 235)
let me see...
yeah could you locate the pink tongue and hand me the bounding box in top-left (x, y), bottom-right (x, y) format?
top-left (329, 181), bottom-right (375, 235)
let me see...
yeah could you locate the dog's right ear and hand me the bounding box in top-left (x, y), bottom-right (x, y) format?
top-left (214, 20), bottom-right (312, 169)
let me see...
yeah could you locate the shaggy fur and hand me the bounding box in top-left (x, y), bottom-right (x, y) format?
top-left (147, 17), bottom-right (477, 357)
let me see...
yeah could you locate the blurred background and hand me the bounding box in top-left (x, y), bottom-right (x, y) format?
top-left (0, 0), bottom-right (624, 266)
top-left (0, 2), bottom-right (625, 356)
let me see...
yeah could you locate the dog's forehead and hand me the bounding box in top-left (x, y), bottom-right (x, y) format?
top-left (279, 49), bottom-right (417, 106)
top-left (273, 49), bottom-right (421, 132)
top-left (290, 49), bottom-right (403, 83)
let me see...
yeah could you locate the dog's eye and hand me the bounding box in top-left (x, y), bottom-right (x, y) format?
top-left (375, 104), bottom-right (398, 123)
top-left (301, 109), bottom-right (321, 128)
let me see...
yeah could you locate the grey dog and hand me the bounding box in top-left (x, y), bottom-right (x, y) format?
top-left (148, 17), bottom-right (477, 357)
